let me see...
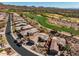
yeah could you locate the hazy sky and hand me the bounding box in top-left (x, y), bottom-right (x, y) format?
top-left (2, 2), bottom-right (79, 8)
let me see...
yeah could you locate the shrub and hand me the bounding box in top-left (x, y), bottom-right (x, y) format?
top-left (63, 45), bottom-right (71, 51)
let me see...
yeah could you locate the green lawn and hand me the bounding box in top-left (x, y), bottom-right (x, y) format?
top-left (24, 13), bottom-right (79, 35)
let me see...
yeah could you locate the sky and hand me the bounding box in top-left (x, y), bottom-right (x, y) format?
top-left (2, 2), bottom-right (79, 8)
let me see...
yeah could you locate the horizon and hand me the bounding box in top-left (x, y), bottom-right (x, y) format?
top-left (2, 2), bottom-right (79, 9)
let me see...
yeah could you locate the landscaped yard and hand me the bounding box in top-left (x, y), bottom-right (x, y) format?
top-left (24, 12), bottom-right (79, 35)
top-left (0, 48), bottom-right (4, 53)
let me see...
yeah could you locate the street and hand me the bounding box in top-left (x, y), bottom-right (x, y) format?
top-left (5, 13), bottom-right (37, 56)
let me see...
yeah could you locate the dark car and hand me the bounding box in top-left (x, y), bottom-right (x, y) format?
top-left (26, 40), bottom-right (34, 46)
top-left (14, 40), bottom-right (22, 47)
top-left (16, 43), bottom-right (22, 47)
top-left (14, 40), bottom-right (18, 43)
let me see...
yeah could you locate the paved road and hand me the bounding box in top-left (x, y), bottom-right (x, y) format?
top-left (5, 13), bottom-right (37, 56)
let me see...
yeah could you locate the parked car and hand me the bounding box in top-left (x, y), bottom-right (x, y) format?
top-left (14, 39), bottom-right (22, 47)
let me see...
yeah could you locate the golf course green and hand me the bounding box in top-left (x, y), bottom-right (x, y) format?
top-left (24, 13), bottom-right (79, 35)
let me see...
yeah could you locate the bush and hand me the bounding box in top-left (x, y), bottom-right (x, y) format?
top-left (63, 45), bottom-right (71, 51)
top-left (0, 48), bottom-right (4, 53)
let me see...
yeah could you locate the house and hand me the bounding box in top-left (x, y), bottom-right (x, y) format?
top-left (20, 28), bottom-right (39, 36)
top-left (38, 33), bottom-right (49, 42)
top-left (21, 25), bottom-right (33, 30)
top-left (27, 33), bottom-right (39, 44)
top-left (15, 27), bottom-right (21, 31)
top-left (0, 28), bottom-right (5, 35)
top-left (73, 36), bottom-right (79, 40)
top-left (15, 22), bottom-right (27, 27)
top-left (0, 15), bottom-right (4, 20)
top-left (13, 21), bottom-right (24, 25)
top-left (14, 19), bottom-right (25, 22)
top-left (27, 28), bottom-right (39, 35)
top-left (59, 32), bottom-right (71, 37)
top-left (16, 24), bottom-right (33, 31)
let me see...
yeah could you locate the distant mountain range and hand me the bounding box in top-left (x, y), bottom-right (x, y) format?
top-left (0, 2), bottom-right (79, 18)
top-left (0, 2), bottom-right (79, 10)
top-left (64, 8), bottom-right (79, 10)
